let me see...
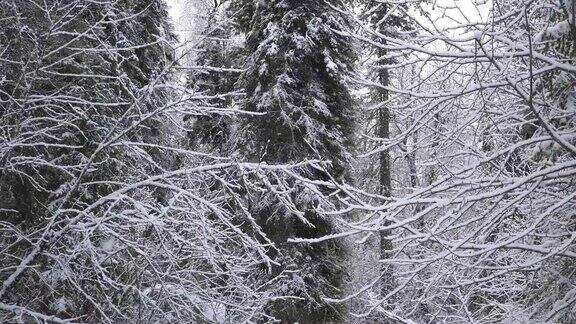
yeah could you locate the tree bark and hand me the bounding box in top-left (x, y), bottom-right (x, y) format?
top-left (374, 3), bottom-right (395, 299)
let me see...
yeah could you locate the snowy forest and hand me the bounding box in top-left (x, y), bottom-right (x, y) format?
top-left (0, 0), bottom-right (575, 322)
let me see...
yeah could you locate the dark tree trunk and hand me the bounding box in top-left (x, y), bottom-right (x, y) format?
top-left (375, 15), bottom-right (395, 299)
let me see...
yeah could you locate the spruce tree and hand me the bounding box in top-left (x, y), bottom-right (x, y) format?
top-left (186, 1), bottom-right (247, 153)
top-left (236, 0), bottom-right (356, 322)
top-left (0, 1), bottom-right (176, 320)
top-left (0, 0), bottom-right (175, 224)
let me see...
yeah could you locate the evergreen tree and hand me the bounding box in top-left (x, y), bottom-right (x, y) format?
top-left (229, 0), bottom-right (256, 33)
top-left (0, 1), bottom-right (178, 321)
top-left (0, 0), bottom-right (175, 225)
top-left (236, 0), bottom-right (357, 322)
top-left (186, 0), bottom-right (247, 153)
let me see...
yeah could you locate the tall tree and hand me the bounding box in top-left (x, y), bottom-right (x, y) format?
top-left (364, 0), bottom-right (412, 311)
top-left (236, 0), bottom-right (357, 321)
top-left (185, 0), bottom-right (256, 153)
top-left (0, 0), bottom-right (176, 224)
top-left (186, 1), bottom-right (243, 153)
top-left (369, 2), bottom-right (394, 303)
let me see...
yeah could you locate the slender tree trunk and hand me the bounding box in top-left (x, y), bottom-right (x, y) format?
top-left (375, 19), bottom-right (395, 299)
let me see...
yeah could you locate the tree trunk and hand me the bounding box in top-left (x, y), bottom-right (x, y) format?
top-left (376, 17), bottom-right (395, 299)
